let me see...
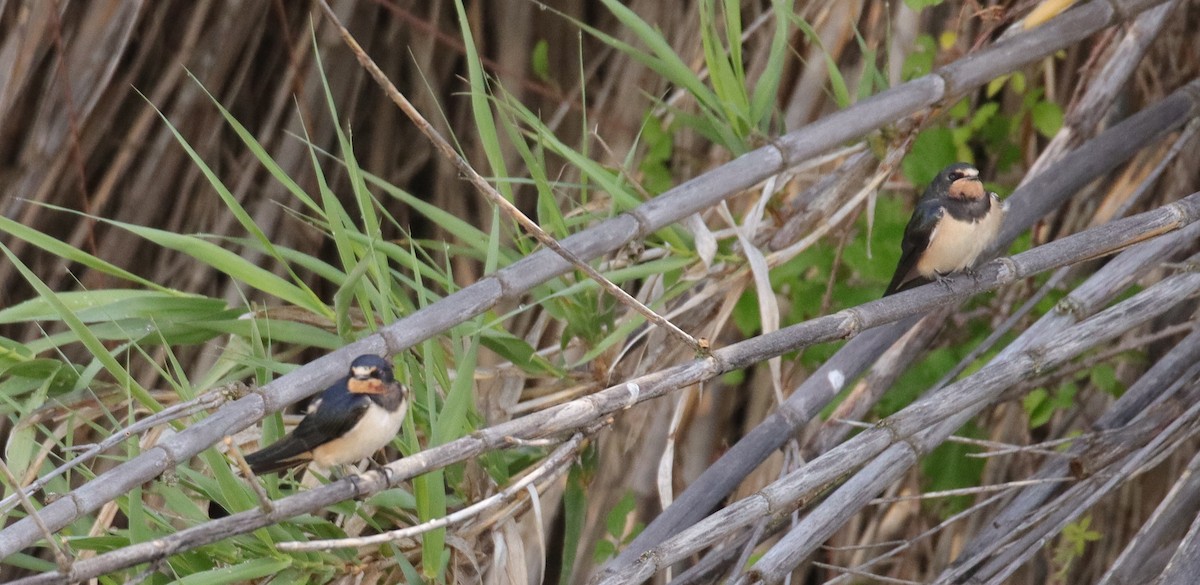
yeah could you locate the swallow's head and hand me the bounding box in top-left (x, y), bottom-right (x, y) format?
top-left (347, 354), bottom-right (395, 394)
top-left (936, 162), bottom-right (985, 201)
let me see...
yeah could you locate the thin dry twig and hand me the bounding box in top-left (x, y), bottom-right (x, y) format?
top-left (812, 562), bottom-right (924, 585)
top-left (277, 431), bottom-right (586, 551)
top-left (825, 489), bottom-right (1014, 585)
top-left (834, 418), bottom-right (1077, 458)
top-left (224, 437), bottom-right (274, 514)
top-left (868, 477), bottom-right (1075, 504)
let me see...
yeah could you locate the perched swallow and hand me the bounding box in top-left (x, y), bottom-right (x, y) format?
top-left (884, 162), bottom-right (1008, 296)
top-left (245, 354), bottom-right (408, 475)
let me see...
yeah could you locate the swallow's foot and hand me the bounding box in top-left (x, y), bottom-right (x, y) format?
top-left (365, 458), bottom-right (396, 484)
top-left (364, 458), bottom-right (391, 480)
top-left (934, 272), bottom-right (955, 291)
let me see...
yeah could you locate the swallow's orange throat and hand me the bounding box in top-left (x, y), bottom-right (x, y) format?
top-left (348, 378), bottom-right (387, 395)
top-left (949, 177), bottom-right (985, 200)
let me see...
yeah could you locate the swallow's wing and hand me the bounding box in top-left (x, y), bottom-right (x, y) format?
top-left (245, 383), bottom-right (369, 474)
top-left (291, 390), bottom-right (370, 449)
top-left (884, 200), bottom-right (944, 296)
top-left (244, 432), bottom-right (313, 474)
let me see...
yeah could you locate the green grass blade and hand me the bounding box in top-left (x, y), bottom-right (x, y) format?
top-left (793, 15), bottom-right (852, 108)
top-left (363, 174), bottom-right (493, 255)
top-left (750, 0), bottom-right (794, 127)
top-left (140, 85), bottom-right (326, 313)
top-left (0, 243), bottom-right (156, 411)
top-left (311, 40), bottom-right (385, 328)
top-left (83, 212), bottom-right (328, 316)
top-left (432, 332), bottom-right (479, 447)
top-left (0, 290), bottom-right (214, 324)
top-left (334, 256), bottom-right (374, 339)
top-left (452, 0), bottom-right (514, 203)
top-left (594, 0), bottom-right (721, 115)
top-left (0, 215), bottom-right (168, 292)
top-left (174, 558), bottom-right (292, 585)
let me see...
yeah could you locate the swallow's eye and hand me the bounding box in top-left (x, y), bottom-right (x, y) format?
top-left (949, 170), bottom-right (963, 181)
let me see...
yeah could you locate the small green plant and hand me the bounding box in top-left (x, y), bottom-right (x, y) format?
top-left (903, 52), bottom-right (1064, 187)
top-left (1052, 515), bottom-right (1103, 581)
top-left (592, 491), bottom-right (644, 563)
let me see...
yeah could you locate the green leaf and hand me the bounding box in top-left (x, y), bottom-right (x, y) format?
top-left (1032, 99), bottom-right (1064, 137)
top-left (532, 39), bottom-right (552, 82)
top-left (1023, 383), bottom-right (1076, 428)
top-left (1023, 388), bottom-right (1051, 427)
top-left (605, 491), bottom-right (638, 539)
top-left (3, 376), bottom-right (50, 482)
top-left (333, 256), bottom-right (373, 339)
top-left (453, 0), bottom-right (514, 203)
top-left (593, 0), bottom-right (721, 116)
top-left (559, 463), bottom-right (587, 585)
top-left (750, 0), bottom-right (793, 128)
top-left (1090, 364), bottom-right (1123, 397)
top-left (191, 318), bottom-right (343, 349)
top-left (986, 74), bottom-right (1009, 98)
top-left (151, 77), bottom-right (325, 314)
top-left (920, 423), bottom-right (985, 515)
top-left (365, 175), bottom-right (492, 258)
top-left (479, 330), bottom-right (565, 377)
top-left (365, 487), bottom-right (418, 511)
top-left (1011, 71), bottom-right (1027, 94)
top-left (174, 558), bottom-right (291, 585)
top-left (0, 290), bottom-right (216, 324)
top-left (432, 333), bottom-right (478, 446)
top-left (969, 102), bottom-right (1000, 131)
top-left (311, 38), bottom-right (390, 328)
top-left (905, 0), bottom-right (945, 9)
top-left (0, 553), bottom-right (56, 572)
top-left (902, 127), bottom-right (958, 186)
top-left (902, 35), bottom-right (936, 80)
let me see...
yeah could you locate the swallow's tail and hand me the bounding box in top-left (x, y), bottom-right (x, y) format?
top-left (244, 437), bottom-right (313, 475)
top-left (883, 274), bottom-right (930, 297)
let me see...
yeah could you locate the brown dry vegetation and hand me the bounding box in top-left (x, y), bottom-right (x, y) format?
top-left (2, 0), bottom-right (1200, 584)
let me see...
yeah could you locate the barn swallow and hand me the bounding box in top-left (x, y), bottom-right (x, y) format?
top-left (244, 354), bottom-right (408, 475)
top-left (884, 162), bottom-right (1008, 296)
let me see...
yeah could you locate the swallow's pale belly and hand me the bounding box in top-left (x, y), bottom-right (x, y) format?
top-left (311, 402), bottom-right (407, 467)
top-left (917, 198), bottom-right (1004, 276)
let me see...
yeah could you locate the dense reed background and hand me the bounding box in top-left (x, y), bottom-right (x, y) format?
top-left (1, 0), bottom-right (1199, 583)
